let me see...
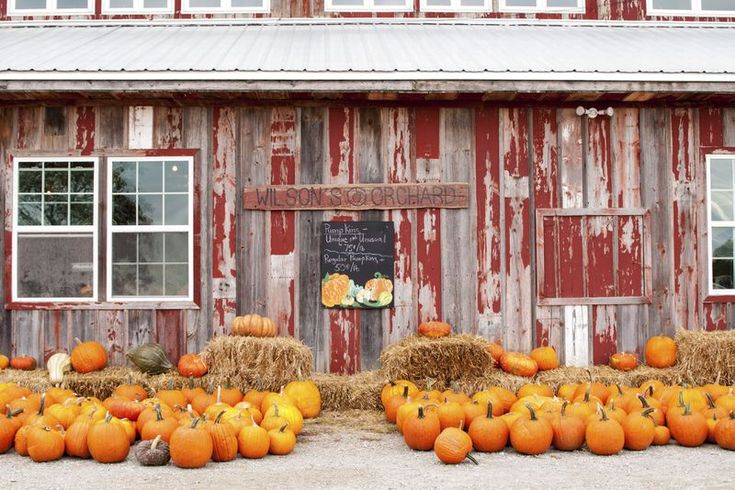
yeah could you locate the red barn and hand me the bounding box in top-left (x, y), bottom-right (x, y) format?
top-left (1, 0), bottom-right (734, 373)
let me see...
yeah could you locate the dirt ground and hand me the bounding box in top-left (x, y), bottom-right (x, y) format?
top-left (1, 411), bottom-right (734, 490)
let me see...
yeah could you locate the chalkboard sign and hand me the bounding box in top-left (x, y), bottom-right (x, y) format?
top-left (320, 221), bottom-right (394, 309)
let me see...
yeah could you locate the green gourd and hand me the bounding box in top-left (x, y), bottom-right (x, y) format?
top-left (126, 343), bottom-right (173, 375)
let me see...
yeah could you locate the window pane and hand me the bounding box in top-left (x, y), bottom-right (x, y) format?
top-left (18, 203), bottom-right (42, 226)
top-left (165, 195), bottom-right (188, 225)
top-left (71, 193), bottom-right (93, 203)
top-left (165, 264), bottom-right (188, 296)
top-left (139, 233), bottom-right (164, 263)
top-left (17, 234), bottom-right (93, 298)
top-left (701, 0), bottom-right (735, 10)
top-left (188, 0), bottom-right (220, 7)
top-left (712, 227), bottom-right (734, 258)
top-left (143, 0), bottom-right (166, 7)
top-left (426, 0), bottom-right (450, 4)
top-left (18, 171), bottom-right (42, 193)
top-left (44, 171), bottom-right (68, 194)
top-left (710, 159), bottom-right (733, 189)
top-left (139, 162), bottom-right (163, 193)
top-left (112, 264), bottom-right (137, 296)
top-left (165, 232), bottom-right (188, 262)
top-left (374, 0), bottom-right (406, 4)
top-left (505, 0), bottom-right (536, 5)
top-left (461, 0), bottom-right (485, 5)
top-left (112, 233), bottom-right (137, 263)
top-left (57, 0), bottom-right (89, 8)
top-left (112, 161), bottom-right (136, 193)
top-left (548, 0), bottom-right (578, 6)
top-left (113, 195), bottom-right (137, 225)
top-left (139, 264), bottom-right (164, 296)
top-left (70, 204), bottom-right (93, 226)
top-left (651, 0), bottom-right (691, 9)
top-left (713, 259), bottom-right (734, 290)
top-left (231, 0), bottom-right (262, 6)
top-left (331, 0), bottom-right (363, 5)
top-left (71, 170), bottom-right (94, 193)
top-left (14, 0), bottom-right (46, 9)
top-left (138, 194), bottom-right (163, 225)
top-left (711, 191), bottom-right (734, 222)
top-left (165, 161), bottom-right (188, 192)
top-left (44, 203), bottom-right (68, 226)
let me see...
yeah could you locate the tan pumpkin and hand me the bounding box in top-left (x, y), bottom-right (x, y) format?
top-left (231, 314), bottom-right (277, 337)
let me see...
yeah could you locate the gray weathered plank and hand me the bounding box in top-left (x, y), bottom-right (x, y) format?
top-left (0, 107), bottom-right (12, 356)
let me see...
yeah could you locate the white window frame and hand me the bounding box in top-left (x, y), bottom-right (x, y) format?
top-left (706, 154), bottom-right (735, 296)
top-left (181, 0), bottom-right (270, 14)
top-left (102, 0), bottom-right (173, 14)
top-left (499, 0), bottom-right (584, 13)
top-left (106, 156), bottom-right (194, 303)
top-left (647, 0), bottom-right (735, 16)
top-left (420, 0), bottom-right (491, 12)
top-left (7, 0), bottom-right (94, 16)
top-left (12, 157), bottom-right (99, 303)
top-left (324, 0), bottom-right (413, 12)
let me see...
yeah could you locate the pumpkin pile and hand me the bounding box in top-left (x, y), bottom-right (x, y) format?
top-left (381, 377), bottom-right (735, 463)
top-left (0, 377), bottom-right (321, 467)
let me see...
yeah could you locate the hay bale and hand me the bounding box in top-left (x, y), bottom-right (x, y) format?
top-left (626, 365), bottom-right (685, 387)
top-left (314, 371), bottom-right (385, 411)
top-left (452, 371), bottom-right (529, 395)
top-left (676, 329), bottom-right (735, 385)
top-left (201, 336), bottom-right (313, 389)
top-left (379, 335), bottom-right (494, 385)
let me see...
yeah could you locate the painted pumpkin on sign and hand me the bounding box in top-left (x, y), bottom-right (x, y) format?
top-left (231, 314), bottom-right (277, 337)
top-left (417, 321), bottom-right (452, 338)
top-left (321, 273), bottom-right (350, 307)
top-left (365, 273), bottom-right (393, 302)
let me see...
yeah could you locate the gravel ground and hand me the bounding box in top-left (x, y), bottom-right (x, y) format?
top-left (2, 417), bottom-right (734, 490)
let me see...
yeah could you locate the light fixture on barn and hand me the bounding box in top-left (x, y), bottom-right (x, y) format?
top-left (576, 106), bottom-right (614, 119)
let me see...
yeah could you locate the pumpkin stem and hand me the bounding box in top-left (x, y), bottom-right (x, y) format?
top-left (5, 405), bottom-right (23, 418)
top-left (401, 385), bottom-right (409, 399)
top-left (706, 393), bottom-right (716, 409)
top-left (417, 405), bottom-right (426, 419)
top-left (614, 384), bottom-right (623, 396)
top-left (151, 434), bottom-right (161, 451)
top-left (154, 404), bottom-right (163, 422)
top-left (279, 424), bottom-right (288, 433)
top-left (216, 386), bottom-right (222, 404)
top-left (74, 337), bottom-right (82, 346)
top-left (599, 408), bottom-right (609, 422)
top-left (38, 393), bottom-right (46, 415)
top-left (647, 385), bottom-right (654, 397)
top-left (215, 410), bottom-right (227, 424)
top-left (486, 402), bottom-right (494, 419)
top-left (637, 394), bottom-right (650, 409)
top-left (525, 403), bottom-right (537, 421)
top-left (561, 401), bottom-right (568, 417)
top-left (459, 420), bottom-right (465, 431)
top-left (641, 407), bottom-right (656, 419)
top-left (190, 417), bottom-right (200, 429)
top-left (466, 453), bottom-right (479, 465)
top-left (105, 412), bottom-right (113, 423)
top-left (677, 391), bottom-right (685, 408)
top-left (730, 412), bottom-right (735, 421)
top-left (683, 403), bottom-right (692, 416)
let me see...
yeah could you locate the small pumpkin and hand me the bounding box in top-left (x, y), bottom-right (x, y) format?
top-left (231, 314), bottom-right (277, 337)
top-left (113, 383), bottom-right (149, 402)
top-left (264, 403), bottom-right (303, 435)
top-left (207, 411), bottom-right (238, 462)
top-left (499, 352), bottom-right (538, 378)
top-left (178, 353), bottom-right (208, 378)
top-left (434, 426), bottom-right (478, 465)
top-left (585, 408), bottom-right (625, 456)
top-left (609, 352), bottom-right (638, 371)
top-left (10, 356), bottom-right (36, 370)
top-left (47, 352), bottom-right (72, 384)
top-left (156, 383), bottom-right (187, 410)
top-left (14, 425), bottom-right (31, 456)
top-left (668, 403), bottom-right (708, 447)
top-left (284, 379), bottom-right (322, 419)
top-left (417, 321), bottom-right (452, 338)
top-left (529, 345), bottom-right (559, 371)
top-left (27, 426), bottom-right (65, 463)
top-left (141, 405), bottom-right (179, 443)
top-left (0, 407), bottom-right (23, 454)
top-left (381, 381), bottom-right (419, 410)
top-left (127, 343), bottom-right (173, 375)
top-left (104, 397), bottom-right (144, 422)
top-left (714, 412), bottom-right (735, 450)
top-left (170, 418), bottom-right (213, 468)
top-left (644, 335), bottom-right (677, 368)
top-left (468, 402), bottom-right (508, 453)
top-left (485, 342), bottom-right (504, 362)
top-left (622, 408), bottom-right (656, 451)
top-left (384, 385), bottom-right (410, 424)
top-left (550, 402), bottom-right (586, 451)
top-left (136, 435), bottom-right (171, 466)
top-left (652, 424), bottom-right (671, 446)
top-left (403, 405), bottom-right (441, 451)
top-left (88, 413), bottom-right (131, 463)
top-left (70, 338), bottom-right (108, 373)
top-left (268, 424), bottom-right (296, 455)
top-left (238, 418), bottom-right (270, 459)
top-left (509, 405), bottom-right (553, 455)
top-left (65, 413), bottom-right (96, 459)
top-left (0, 355), bottom-right (9, 369)
top-left (437, 400), bottom-right (466, 432)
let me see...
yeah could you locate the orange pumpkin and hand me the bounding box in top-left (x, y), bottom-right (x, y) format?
top-left (27, 426), bottom-right (65, 463)
top-left (509, 405), bottom-right (553, 455)
top-left (622, 408), bottom-right (656, 451)
top-left (714, 412), bottom-right (735, 450)
top-left (87, 414), bottom-right (131, 463)
top-left (268, 424), bottom-right (297, 455)
top-left (177, 353), bottom-right (208, 378)
top-left (609, 352), bottom-right (638, 371)
top-left (70, 339), bottom-right (108, 373)
top-left (668, 404), bottom-right (708, 447)
top-left (485, 342), bottom-right (504, 362)
top-left (586, 408), bottom-right (625, 456)
top-left (403, 405), bottom-right (441, 451)
top-left (499, 352), bottom-right (538, 378)
top-left (468, 402), bottom-right (508, 453)
top-left (530, 346), bottom-right (559, 371)
top-left (550, 402), bottom-right (585, 451)
top-left (0, 355), bottom-right (9, 369)
top-left (434, 427), bottom-right (478, 465)
top-left (238, 421), bottom-right (270, 459)
top-left (170, 418), bottom-right (213, 468)
top-left (231, 314), bottom-right (277, 337)
top-left (645, 335), bottom-right (677, 368)
top-left (417, 321), bottom-right (452, 338)
top-left (10, 356), bottom-right (36, 370)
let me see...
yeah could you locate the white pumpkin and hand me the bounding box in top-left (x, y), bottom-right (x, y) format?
top-left (47, 352), bottom-right (71, 384)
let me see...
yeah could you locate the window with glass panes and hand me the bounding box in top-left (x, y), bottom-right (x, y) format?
top-left (324, 0), bottom-right (412, 11)
top-left (708, 155), bottom-right (735, 294)
top-left (8, 0), bottom-right (93, 15)
top-left (499, 0), bottom-right (584, 12)
top-left (108, 157), bottom-right (193, 301)
top-left (420, 0), bottom-right (489, 11)
top-left (13, 158), bottom-right (98, 301)
top-left (648, 0), bottom-right (735, 16)
top-left (103, 0), bottom-right (172, 13)
top-left (181, 0), bottom-right (269, 13)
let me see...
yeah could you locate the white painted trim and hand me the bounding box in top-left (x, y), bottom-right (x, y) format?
top-left (324, 0), bottom-right (413, 12)
top-left (419, 0), bottom-right (491, 12)
top-left (101, 0), bottom-right (174, 14)
top-left (106, 156), bottom-right (194, 302)
top-left (7, 0), bottom-right (94, 16)
top-left (706, 153), bottom-right (735, 296)
top-left (11, 156), bottom-right (99, 303)
top-left (180, 0), bottom-right (270, 14)
top-left (647, 0), bottom-right (735, 17)
top-left (498, 0), bottom-right (584, 13)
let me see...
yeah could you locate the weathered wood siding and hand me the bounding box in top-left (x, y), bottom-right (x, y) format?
top-left (2, 104), bottom-right (735, 373)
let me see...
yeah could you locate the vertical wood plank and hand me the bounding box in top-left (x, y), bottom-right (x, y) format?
top-left (357, 107), bottom-right (385, 371)
top-left (72, 106), bottom-right (96, 156)
top-left (501, 107), bottom-right (532, 352)
top-left (95, 106), bottom-right (126, 149)
top-left (383, 107), bottom-right (416, 346)
top-left (415, 107), bottom-right (443, 323)
top-left (155, 310), bottom-right (184, 363)
top-left (531, 108), bottom-right (563, 356)
top-left (0, 107), bottom-right (11, 355)
top-left (268, 107), bottom-right (298, 337)
top-left (326, 107), bottom-right (360, 374)
top-left (441, 108), bottom-right (476, 333)
top-left (128, 106), bottom-right (154, 149)
top-left (153, 106), bottom-right (183, 150)
top-left (558, 108), bottom-right (589, 366)
top-left (103, 310), bottom-right (127, 365)
top-left (298, 107), bottom-right (327, 372)
top-left (212, 107), bottom-right (238, 337)
top-left (127, 310), bottom-right (154, 357)
top-left (475, 107), bottom-right (503, 342)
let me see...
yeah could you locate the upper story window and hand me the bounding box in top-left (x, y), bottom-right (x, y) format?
top-left (181, 0), bottom-right (270, 13)
top-left (325, 0), bottom-right (413, 12)
top-left (421, 0), bottom-right (490, 11)
top-left (707, 154), bottom-right (735, 294)
top-left (8, 0), bottom-right (93, 15)
top-left (103, 0), bottom-right (173, 14)
top-left (499, 0), bottom-right (584, 12)
top-left (648, 0), bottom-right (735, 16)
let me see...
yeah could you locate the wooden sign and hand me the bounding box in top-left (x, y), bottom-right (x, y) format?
top-left (320, 221), bottom-right (394, 309)
top-left (243, 183), bottom-right (469, 211)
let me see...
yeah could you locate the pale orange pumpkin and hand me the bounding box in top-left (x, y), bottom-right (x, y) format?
top-left (231, 314), bottom-right (277, 337)
top-left (530, 345), bottom-right (559, 371)
top-left (609, 352), bottom-right (638, 371)
top-left (499, 352), bottom-right (538, 377)
top-left (417, 321), bottom-right (452, 338)
top-left (645, 335), bottom-right (677, 368)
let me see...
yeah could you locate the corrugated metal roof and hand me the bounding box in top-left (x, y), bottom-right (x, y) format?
top-left (1, 19), bottom-right (734, 82)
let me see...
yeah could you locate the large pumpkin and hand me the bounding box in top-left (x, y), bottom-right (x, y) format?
top-left (231, 314), bottom-right (277, 337)
top-left (70, 339), bottom-right (108, 373)
top-left (530, 346), bottom-right (559, 371)
top-left (284, 380), bottom-right (321, 419)
top-left (645, 335), bottom-right (677, 368)
top-left (417, 321), bottom-right (452, 338)
top-left (177, 353), bottom-right (208, 378)
top-left (499, 352), bottom-right (538, 378)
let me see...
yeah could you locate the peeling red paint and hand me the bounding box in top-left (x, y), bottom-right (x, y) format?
top-left (415, 107), bottom-right (440, 160)
top-left (75, 107), bottom-right (95, 155)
